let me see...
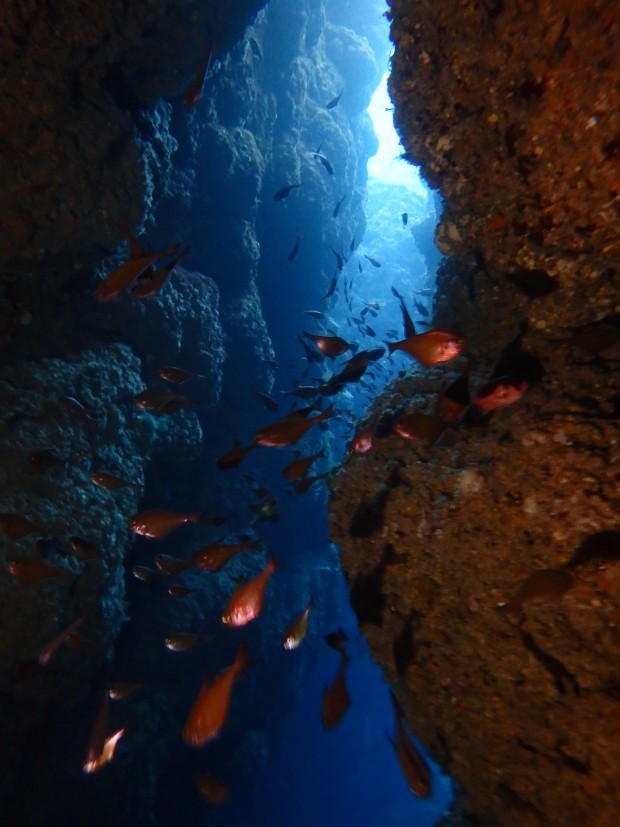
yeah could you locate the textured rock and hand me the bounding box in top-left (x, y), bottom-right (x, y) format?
top-left (329, 2), bottom-right (620, 826)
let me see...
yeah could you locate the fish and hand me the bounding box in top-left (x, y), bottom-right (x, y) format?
top-left (157, 366), bottom-right (206, 385)
top-left (287, 233), bottom-right (301, 262)
top-left (28, 450), bottom-right (65, 471)
top-left (283, 599), bottom-right (313, 650)
top-left (108, 682), bottom-right (143, 701)
top-left (254, 389), bottom-right (279, 412)
top-left (304, 310), bottom-right (325, 319)
top-left (190, 540), bottom-right (262, 572)
top-left (389, 690), bottom-right (432, 798)
top-left (95, 242), bottom-right (181, 302)
top-left (216, 442), bottom-right (256, 470)
top-left (499, 569), bottom-right (574, 618)
top-left (312, 152), bottom-right (334, 175)
top-left (324, 627), bottom-right (349, 653)
top-left (130, 247), bottom-right (190, 299)
top-left (154, 554), bottom-right (191, 577)
top-left (165, 632), bottom-right (208, 652)
top-left (321, 652), bottom-right (350, 729)
top-left (472, 375), bottom-right (528, 414)
top-left (168, 584), bottom-right (196, 598)
top-left (351, 428), bottom-right (373, 454)
top-left (9, 557), bottom-right (72, 585)
top-left (194, 773), bottom-right (231, 805)
top-left (57, 395), bottom-right (96, 427)
top-left (326, 89), bottom-right (343, 109)
top-left (182, 642), bottom-right (249, 747)
top-left (90, 471), bottom-right (136, 490)
top-left (184, 26), bottom-right (218, 109)
top-left (303, 332), bottom-right (352, 358)
top-left (414, 300), bottom-right (428, 317)
top-left (365, 325), bottom-right (376, 337)
top-left (332, 249), bottom-right (345, 271)
top-left (320, 276), bottom-right (337, 301)
top-left (253, 405), bottom-right (334, 447)
top-left (401, 212), bottom-right (408, 226)
top-left (248, 35), bottom-right (262, 59)
top-left (436, 362), bottom-right (471, 424)
top-left (39, 616), bottom-right (84, 667)
top-left (387, 330), bottom-right (464, 367)
top-left (70, 536), bottom-right (101, 560)
top-left (221, 551), bottom-right (281, 627)
top-left (251, 495), bottom-right (280, 523)
top-left (128, 508), bottom-right (204, 539)
top-left (394, 413), bottom-right (451, 444)
top-left (132, 390), bottom-right (197, 414)
top-left (322, 351), bottom-right (370, 391)
top-left (391, 287), bottom-right (417, 339)
top-left (281, 385), bottom-right (321, 401)
top-left (132, 565), bottom-right (158, 581)
top-left (333, 194), bottom-right (347, 218)
top-left (83, 693), bottom-right (125, 774)
top-left (364, 254), bottom-right (381, 268)
top-left (0, 513), bottom-right (38, 540)
top-left (273, 183), bottom-right (302, 201)
top-left (281, 448), bottom-right (325, 480)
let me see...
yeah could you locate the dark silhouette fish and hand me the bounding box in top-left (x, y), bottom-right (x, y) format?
top-left (333, 193), bottom-right (347, 217)
top-left (320, 276), bottom-right (337, 300)
top-left (273, 183), bottom-right (302, 201)
top-left (287, 234), bottom-right (301, 262)
top-left (312, 152), bottom-right (334, 175)
top-left (389, 690), bottom-right (432, 798)
top-left (364, 254), bottom-right (381, 268)
top-left (321, 652), bottom-right (350, 729)
top-left (326, 89), bottom-right (344, 109)
top-left (254, 389), bottom-right (279, 412)
top-left (184, 26), bottom-right (218, 109)
top-left (402, 212), bottom-right (408, 226)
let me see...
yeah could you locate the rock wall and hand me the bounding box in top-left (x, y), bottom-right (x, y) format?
top-left (330, 2), bottom-right (620, 826)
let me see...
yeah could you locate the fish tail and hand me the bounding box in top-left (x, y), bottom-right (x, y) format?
top-left (386, 341), bottom-right (396, 355)
top-left (235, 641), bottom-right (251, 675)
top-left (319, 404), bottom-right (335, 420)
top-left (267, 550), bottom-right (283, 571)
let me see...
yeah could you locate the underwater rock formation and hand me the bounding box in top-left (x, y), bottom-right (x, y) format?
top-left (331, 2), bottom-right (620, 826)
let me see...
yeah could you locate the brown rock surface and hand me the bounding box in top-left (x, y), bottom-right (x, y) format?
top-left (331, 2), bottom-right (620, 826)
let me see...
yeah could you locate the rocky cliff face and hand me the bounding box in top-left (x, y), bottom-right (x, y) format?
top-left (330, 2), bottom-right (620, 826)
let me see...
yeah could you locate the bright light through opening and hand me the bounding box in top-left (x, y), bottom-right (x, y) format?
top-left (367, 71), bottom-right (427, 198)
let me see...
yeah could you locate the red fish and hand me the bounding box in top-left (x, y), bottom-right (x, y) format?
top-left (303, 332), bottom-right (353, 358)
top-left (387, 330), bottom-right (464, 367)
top-left (281, 448), bottom-right (325, 480)
top-left (154, 554), bottom-right (191, 577)
top-left (9, 557), bottom-right (72, 585)
top-left (321, 652), bottom-right (351, 729)
top-left (130, 247), bottom-right (189, 299)
top-left (351, 428), bottom-right (373, 454)
top-left (39, 616), bottom-right (84, 666)
top-left (132, 390), bottom-right (197, 414)
top-left (184, 27), bottom-right (218, 109)
top-left (389, 690), bottom-right (432, 798)
top-left (128, 508), bottom-right (203, 539)
top-left (0, 513), bottom-right (38, 540)
top-left (221, 552), bottom-right (281, 627)
top-left (95, 242), bottom-right (180, 302)
top-left (473, 375), bottom-right (528, 414)
top-left (157, 366), bottom-right (206, 385)
top-left (282, 599), bottom-right (312, 650)
top-left (216, 443), bottom-right (256, 470)
top-left (190, 540), bottom-right (261, 572)
top-left (182, 642), bottom-right (249, 747)
top-left (394, 413), bottom-right (451, 444)
top-left (83, 693), bottom-right (125, 773)
top-left (90, 471), bottom-right (136, 490)
top-left (253, 405), bottom-right (334, 448)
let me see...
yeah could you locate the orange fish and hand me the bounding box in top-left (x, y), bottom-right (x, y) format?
top-left (387, 330), bottom-right (464, 366)
top-left (216, 443), bottom-right (256, 470)
top-left (321, 652), bottom-right (351, 729)
top-left (128, 508), bottom-right (203, 539)
top-left (95, 242), bottom-right (180, 302)
top-left (253, 405), bottom-right (334, 448)
top-left (281, 448), bottom-right (324, 480)
top-left (436, 362), bottom-right (471, 424)
top-left (473, 375), bottom-right (528, 414)
top-left (90, 471), bottom-right (136, 490)
top-left (9, 557), bottom-right (72, 585)
top-left (351, 428), bottom-right (373, 454)
top-left (393, 413), bottom-right (450, 444)
top-left (130, 247), bottom-right (189, 299)
top-left (303, 332), bottom-right (353, 358)
top-left (0, 513), bottom-right (38, 540)
top-left (389, 690), bottom-right (432, 798)
top-left (184, 27), bottom-right (218, 109)
top-left (108, 682), bottom-right (143, 701)
top-left (157, 366), bottom-right (206, 385)
top-left (39, 616), bottom-right (84, 666)
top-left (165, 632), bottom-right (209, 652)
top-left (221, 552), bottom-right (281, 627)
top-left (182, 641), bottom-right (249, 747)
top-left (194, 772), bottom-right (231, 804)
top-left (190, 540), bottom-right (262, 572)
top-left (132, 390), bottom-right (197, 414)
top-left (154, 553), bottom-right (191, 577)
top-left (83, 693), bottom-right (125, 773)
top-left (283, 599), bottom-right (312, 650)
